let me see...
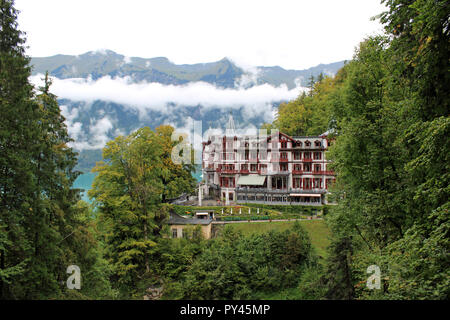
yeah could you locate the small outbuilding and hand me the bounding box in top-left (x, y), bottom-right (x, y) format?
top-left (167, 212), bottom-right (213, 239)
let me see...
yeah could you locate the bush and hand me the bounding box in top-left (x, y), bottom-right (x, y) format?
top-left (179, 222), bottom-right (315, 299)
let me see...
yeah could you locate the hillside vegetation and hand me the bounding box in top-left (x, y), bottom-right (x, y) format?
top-left (1, 0), bottom-right (448, 300)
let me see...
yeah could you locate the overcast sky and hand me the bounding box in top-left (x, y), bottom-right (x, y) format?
top-left (15, 0), bottom-right (386, 70)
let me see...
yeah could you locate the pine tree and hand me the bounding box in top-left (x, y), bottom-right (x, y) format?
top-left (307, 74), bottom-right (315, 97)
top-left (1, 1), bottom-right (109, 299)
top-left (0, 0), bottom-right (40, 298)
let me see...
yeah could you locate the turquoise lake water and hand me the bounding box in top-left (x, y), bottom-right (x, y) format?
top-left (73, 169), bottom-right (202, 203)
top-left (73, 172), bottom-right (97, 202)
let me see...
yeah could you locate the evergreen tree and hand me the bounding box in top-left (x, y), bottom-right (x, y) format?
top-left (307, 74), bottom-right (315, 97)
top-left (1, 1), bottom-right (111, 299)
top-left (0, 0), bottom-right (40, 298)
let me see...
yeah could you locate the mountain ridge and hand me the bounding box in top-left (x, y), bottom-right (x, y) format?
top-left (28, 50), bottom-right (346, 172)
top-left (31, 50), bottom-right (346, 89)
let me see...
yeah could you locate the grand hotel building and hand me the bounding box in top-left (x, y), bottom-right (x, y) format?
top-left (201, 117), bottom-right (336, 206)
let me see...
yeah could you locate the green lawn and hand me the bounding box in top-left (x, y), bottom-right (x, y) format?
top-left (227, 220), bottom-right (331, 258)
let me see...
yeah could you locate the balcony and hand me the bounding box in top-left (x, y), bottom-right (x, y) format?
top-left (216, 168), bottom-right (238, 174)
top-left (236, 187), bottom-right (288, 194)
top-left (312, 170), bottom-right (335, 175)
top-left (292, 170), bottom-right (304, 175)
top-left (289, 188), bottom-right (327, 194)
top-left (237, 200), bottom-right (323, 206)
top-left (222, 170), bottom-right (239, 174)
top-left (303, 158), bottom-right (312, 162)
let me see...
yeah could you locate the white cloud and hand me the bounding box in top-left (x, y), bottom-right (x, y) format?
top-left (90, 49), bottom-right (109, 55)
top-left (88, 116), bottom-right (113, 148)
top-left (65, 115), bottom-right (114, 150)
top-left (123, 56), bottom-right (132, 64)
top-left (30, 74), bottom-right (306, 121)
top-left (31, 74), bottom-right (306, 150)
top-left (230, 57), bottom-right (262, 89)
top-left (60, 105), bottom-right (83, 139)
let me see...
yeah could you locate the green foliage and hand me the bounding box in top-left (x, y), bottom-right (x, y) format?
top-left (89, 126), bottom-right (196, 298)
top-left (383, 204), bottom-right (449, 299)
top-left (0, 0), bottom-right (113, 299)
top-left (261, 0), bottom-right (449, 300)
top-left (322, 1), bottom-right (449, 300)
top-left (174, 222), bottom-right (315, 299)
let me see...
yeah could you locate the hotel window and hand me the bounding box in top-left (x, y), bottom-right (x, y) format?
top-left (250, 164), bottom-right (258, 172)
top-left (314, 178), bottom-right (322, 189)
top-left (314, 164), bottom-right (321, 172)
top-left (241, 164), bottom-right (248, 171)
top-left (293, 178), bottom-right (301, 189)
top-left (294, 164), bottom-right (302, 171)
top-left (280, 163), bottom-right (288, 171)
top-left (281, 141), bottom-right (287, 148)
top-left (226, 164), bottom-right (235, 171)
top-left (304, 152), bottom-right (311, 159)
top-left (305, 140), bottom-right (311, 147)
top-left (303, 178), bottom-right (311, 189)
top-left (172, 229), bottom-right (178, 238)
top-left (294, 151), bottom-right (301, 160)
top-left (304, 163), bottom-right (311, 172)
top-left (314, 140), bottom-right (322, 147)
top-left (259, 164), bottom-right (267, 173)
top-left (314, 152), bottom-right (322, 160)
top-left (281, 152), bottom-right (288, 160)
top-left (225, 153), bottom-right (235, 160)
top-left (259, 151), bottom-right (267, 160)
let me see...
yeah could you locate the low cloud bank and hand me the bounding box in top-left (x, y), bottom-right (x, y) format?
top-left (31, 75), bottom-right (306, 150)
top-left (30, 74), bottom-right (305, 117)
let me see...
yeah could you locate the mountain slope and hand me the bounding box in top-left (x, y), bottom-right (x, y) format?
top-left (31, 50), bottom-right (345, 88)
top-left (29, 50), bottom-right (346, 173)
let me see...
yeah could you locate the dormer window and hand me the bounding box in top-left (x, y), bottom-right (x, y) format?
top-left (305, 140), bottom-right (311, 147)
top-left (314, 140), bottom-right (322, 147)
